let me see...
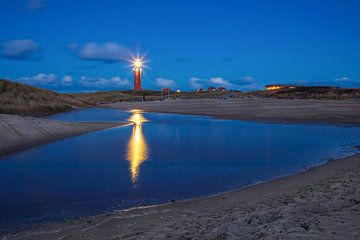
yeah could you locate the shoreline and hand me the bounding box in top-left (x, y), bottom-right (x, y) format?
top-left (0, 114), bottom-right (129, 157)
top-left (3, 151), bottom-right (360, 239)
top-left (103, 98), bottom-right (360, 125)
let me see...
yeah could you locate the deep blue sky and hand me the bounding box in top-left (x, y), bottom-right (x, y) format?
top-left (0, 0), bottom-right (359, 92)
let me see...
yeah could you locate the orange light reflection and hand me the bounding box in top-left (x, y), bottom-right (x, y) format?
top-left (126, 110), bottom-right (148, 183)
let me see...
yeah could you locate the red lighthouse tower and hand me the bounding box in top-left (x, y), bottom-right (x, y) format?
top-left (133, 58), bottom-right (142, 91)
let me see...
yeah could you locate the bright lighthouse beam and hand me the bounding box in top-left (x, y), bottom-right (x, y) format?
top-left (129, 53), bottom-right (149, 91)
top-left (132, 58), bottom-right (142, 69)
top-left (132, 58), bottom-right (142, 90)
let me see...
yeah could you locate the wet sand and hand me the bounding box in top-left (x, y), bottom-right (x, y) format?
top-left (104, 98), bottom-right (360, 125)
top-left (0, 114), bottom-right (127, 156)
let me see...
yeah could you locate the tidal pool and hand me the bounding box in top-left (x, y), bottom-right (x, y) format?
top-left (0, 108), bottom-right (359, 231)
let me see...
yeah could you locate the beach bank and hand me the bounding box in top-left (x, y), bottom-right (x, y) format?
top-left (104, 97), bottom-right (360, 125)
top-left (0, 114), bottom-right (127, 156)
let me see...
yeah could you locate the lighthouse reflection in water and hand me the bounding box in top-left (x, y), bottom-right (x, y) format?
top-left (126, 110), bottom-right (149, 183)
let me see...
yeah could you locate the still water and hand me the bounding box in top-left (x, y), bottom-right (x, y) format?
top-left (1, 108), bottom-right (360, 230)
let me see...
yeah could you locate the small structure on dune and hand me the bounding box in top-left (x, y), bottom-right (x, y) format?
top-left (265, 84), bottom-right (297, 91)
top-left (217, 87), bottom-right (226, 92)
top-left (208, 86), bottom-right (217, 92)
top-left (161, 88), bottom-right (170, 99)
top-left (194, 87), bottom-right (227, 93)
top-left (195, 88), bottom-right (204, 93)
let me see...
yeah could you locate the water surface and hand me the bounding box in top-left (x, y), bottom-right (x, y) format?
top-left (0, 108), bottom-right (359, 231)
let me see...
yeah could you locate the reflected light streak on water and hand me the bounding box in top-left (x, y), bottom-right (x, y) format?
top-left (126, 110), bottom-right (148, 183)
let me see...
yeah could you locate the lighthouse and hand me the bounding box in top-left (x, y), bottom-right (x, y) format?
top-left (133, 58), bottom-right (142, 91)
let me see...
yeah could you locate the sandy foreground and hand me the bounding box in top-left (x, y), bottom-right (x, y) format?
top-left (0, 114), bottom-right (127, 156)
top-left (104, 97), bottom-right (360, 125)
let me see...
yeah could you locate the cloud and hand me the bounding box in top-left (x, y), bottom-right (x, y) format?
top-left (209, 77), bottom-right (233, 87)
top-left (80, 76), bottom-right (131, 89)
top-left (1, 39), bottom-right (40, 60)
top-left (62, 75), bottom-right (73, 85)
top-left (68, 42), bottom-right (130, 63)
top-left (334, 76), bottom-right (350, 82)
top-left (17, 73), bottom-right (57, 85)
top-left (155, 78), bottom-right (176, 88)
top-left (190, 76), bottom-right (234, 89)
top-left (27, 0), bottom-right (45, 10)
top-left (189, 75), bottom-right (260, 91)
top-left (189, 77), bottom-right (206, 89)
top-left (16, 73), bottom-right (131, 90)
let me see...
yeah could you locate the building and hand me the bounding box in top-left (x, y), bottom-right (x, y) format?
top-left (217, 87), bottom-right (227, 92)
top-left (194, 88), bottom-right (204, 93)
top-left (207, 86), bottom-right (216, 92)
top-left (161, 88), bottom-right (170, 99)
top-left (265, 84), bottom-right (297, 91)
top-left (133, 58), bottom-right (142, 90)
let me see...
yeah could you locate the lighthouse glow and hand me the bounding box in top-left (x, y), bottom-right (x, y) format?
top-left (132, 58), bottom-right (142, 91)
top-left (132, 58), bottom-right (143, 69)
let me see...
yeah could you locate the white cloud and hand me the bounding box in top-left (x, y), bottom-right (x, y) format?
top-left (209, 77), bottom-right (233, 87)
top-left (2, 39), bottom-right (40, 60)
top-left (335, 76), bottom-right (350, 81)
top-left (15, 73), bottom-right (130, 89)
top-left (62, 75), bottom-right (73, 85)
top-left (189, 77), bottom-right (206, 89)
top-left (155, 78), bottom-right (176, 88)
top-left (111, 76), bottom-right (129, 85)
top-left (80, 76), bottom-right (131, 89)
top-left (190, 76), bottom-right (234, 89)
top-left (27, 0), bottom-right (45, 10)
top-left (68, 42), bottom-right (130, 63)
top-left (18, 73), bottom-right (57, 85)
top-left (189, 75), bottom-right (260, 91)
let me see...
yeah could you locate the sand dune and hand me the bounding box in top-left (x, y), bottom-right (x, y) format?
top-left (0, 114), bottom-right (127, 156)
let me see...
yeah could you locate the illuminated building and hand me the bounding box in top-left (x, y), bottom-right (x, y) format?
top-left (133, 58), bottom-right (142, 91)
top-left (265, 84), bottom-right (297, 91)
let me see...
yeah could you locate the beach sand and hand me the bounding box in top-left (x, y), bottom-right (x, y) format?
top-left (104, 97), bottom-right (360, 125)
top-left (0, 114), bottom-right (127, 156)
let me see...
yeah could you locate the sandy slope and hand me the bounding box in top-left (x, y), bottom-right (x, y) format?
top-left (0, 114), bottom-right (127, 156)
top-left (104, 97), bottom-right (360, 125)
